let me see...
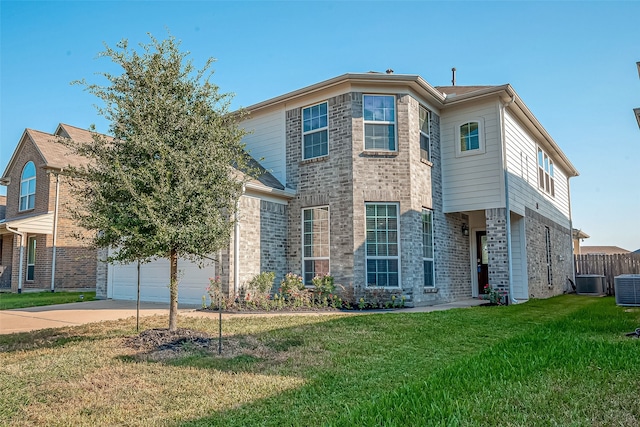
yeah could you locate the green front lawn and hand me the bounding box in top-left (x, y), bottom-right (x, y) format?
top-left (0, 291), bottom-right (96, 310)
top-left (0, 295), bottom-right (638, 426)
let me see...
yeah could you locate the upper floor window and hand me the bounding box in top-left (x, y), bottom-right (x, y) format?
top-left (364, 95), bottom-right (396, 151)
top-left (537, 147), bottom-right (555, 197)
top-left (460, 122), bottom-right (480, 151)
top-left (419, 106), bottom-right (431, 161)
top-left (302, 102), bottom-right (328, 159)
top-left (20, 161), bottom-right (36, 211)
top-left (455, 119), bottom-right (484, 157)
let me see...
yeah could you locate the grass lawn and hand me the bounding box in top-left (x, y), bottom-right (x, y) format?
top-left (0, 291), bottom-right (96, 310)
top-left (1, 295), bottom-right (639, 426)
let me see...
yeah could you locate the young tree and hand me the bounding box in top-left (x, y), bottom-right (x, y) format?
top-left (64, 34), bottom-right (257, 330)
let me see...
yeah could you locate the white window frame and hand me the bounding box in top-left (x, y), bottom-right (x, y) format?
top-left (363, 94), bottom-right (397, 151)
top-left (455, 119), bottom-right (485, 157)
top-left (302, 101), bottom-right (329, 160)
top-left (301, 206), bottom-right (330, 285)
top-left (27, 235), bottom-right (36, 281)
top-left (537, 147), bottom-right (555, 197)
top-left (365, 203), bottom-right (400, 288)
top-left (19, 161), bottom-right (36, 211)
top-left (422, 209), bottom-right (435, 288)
top-left (419, 106), bottom-right (431, 162)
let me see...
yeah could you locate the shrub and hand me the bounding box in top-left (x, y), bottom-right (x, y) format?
top-left (248, 271), bottom-right (276, 295)
top-left (280, 273), bottom-right (305, 298)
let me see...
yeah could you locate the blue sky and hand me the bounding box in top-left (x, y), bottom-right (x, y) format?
top-left (1, 1), bottom-right (639, 250)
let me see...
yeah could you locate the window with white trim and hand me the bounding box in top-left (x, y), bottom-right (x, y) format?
top-left (20, 161), bottom-right (36, 211)
top-left (365, 203), bottom-right (399, 287)
top-left (460, 121), bottom-right (480, 152)
top-left (302, 206), bottom-right (330, 284)
top-left (302, 102), bottom-right (328, 159)
top-left (363, 95), bottom-right (396, 151)
top-left (537, 147), bottom-right (555, 197)
top-left (545, 226), bottom-right (552, 285)
top-left (27, 235), bottom-right (36, 281)
top-left (419, 106), bottom-right (431, 161)
top-left (422, 209), bottom-right (434, 287)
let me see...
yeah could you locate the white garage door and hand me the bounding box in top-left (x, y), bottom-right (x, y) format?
top-left (107, 255), bottom-right (216, 305)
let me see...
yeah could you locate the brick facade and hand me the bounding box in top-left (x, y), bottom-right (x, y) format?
top-left (525, 207), bottom-right (573, 298)
top-left (1, 129), bottom-right (97, 293)
top-left (281, 91), bottom-right (473, 306)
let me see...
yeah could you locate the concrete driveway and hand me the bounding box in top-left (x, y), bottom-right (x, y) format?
top-left (0, 298), bottom-right (484, 335)
top-left (0, 300), bottom-right (197, 334)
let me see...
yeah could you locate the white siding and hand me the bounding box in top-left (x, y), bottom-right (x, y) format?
top-left (504, 110), bottom-right (570, 226)
top-left (241, 108), bottom-right (286, 185)
top-left (440, 100), bottom-right (504, 213)
top-left (510, 213), bottom-right (529, 300)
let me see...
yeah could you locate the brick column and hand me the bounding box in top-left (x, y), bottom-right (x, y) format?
top-left (486, 208), bottom-right (509, 294)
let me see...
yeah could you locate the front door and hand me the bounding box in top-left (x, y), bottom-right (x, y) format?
top-left (476, 231), bottom-right (488, 295)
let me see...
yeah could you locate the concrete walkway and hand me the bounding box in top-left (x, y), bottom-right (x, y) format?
top-left (0, 298), bottom-right (484, 335)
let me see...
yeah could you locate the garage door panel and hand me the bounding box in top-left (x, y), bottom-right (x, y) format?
top-left (109, 255), bottom-right (216, 305)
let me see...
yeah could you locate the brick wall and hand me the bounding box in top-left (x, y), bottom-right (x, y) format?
top-left (284, 91), bottom-right (470, 306)
top-left (4, 135), bottom-right (97, 292)
top-left (486, 208), bottom-right (510, 294)
top-left (525, 207), bottom-right (573, 298)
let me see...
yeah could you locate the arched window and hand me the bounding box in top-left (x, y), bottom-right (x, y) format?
top-left (20, 161), bottom-right (36, 211)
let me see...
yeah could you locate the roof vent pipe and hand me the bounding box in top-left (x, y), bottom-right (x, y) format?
top-left (451, 67), bottom-right (456, 86)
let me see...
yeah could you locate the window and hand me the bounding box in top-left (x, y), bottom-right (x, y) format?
top-left (20, 161), bottom-right (36, 211)
top-left (302, 102), bottom-right (328, 159)
top-left (27, 236), bottom-right (36, 281)
top-left (365, 203), bottom-right (399, 287)
top-left (422, 209), bottom-right (434, 287)
top-left (363, 95), bottom-right (396, 151)
top-left (302, 206), bottom-right (330, 284)
top-left (460, 122), bottom-right (480, 152)
top-left (537, 148), bottom-right (555, 196)
top-left (419, 106), bottom-right (430, 161)
top-left (545, 226), bottom-right (552, 285)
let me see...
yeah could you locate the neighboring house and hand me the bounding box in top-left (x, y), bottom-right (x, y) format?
top-left (579, 246), bottom-right (631, 255)
top-left (100, 72), bottom-right (579, 305)
top-left (0, 124), bottom-right (99, 292)
top-left (572, 228), bottom-right (590, 255)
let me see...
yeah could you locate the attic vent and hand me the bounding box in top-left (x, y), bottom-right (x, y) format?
top-left (615, 274), bottom-right (640, 306)
top-left (386, 69), bottom-right (394, 74)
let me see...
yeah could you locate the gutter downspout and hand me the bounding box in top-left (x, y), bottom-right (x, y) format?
top-left (500, 95), bottom-right (518, 304)
top-left (50, 172), bottom-right (61, 292)
top-left (233, 185), bottom-right (245, 295)
top-left (6, 225), bottom-right (25, 293)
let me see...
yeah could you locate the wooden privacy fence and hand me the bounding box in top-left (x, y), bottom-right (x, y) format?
top-left (574, 253), bottom-right (640, 295)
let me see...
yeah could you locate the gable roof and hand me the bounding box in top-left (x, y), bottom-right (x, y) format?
top-left (1, 124), bottom-right (99, 179)
top-left (579, 246), bottom-right (631, 255)
top-left (244, 73), bottom-right (578, 178)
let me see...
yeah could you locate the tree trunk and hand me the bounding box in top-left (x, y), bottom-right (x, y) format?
top-left (168, 247), bottom-right (178, 331)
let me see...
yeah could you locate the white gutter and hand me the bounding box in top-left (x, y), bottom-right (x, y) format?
top-left (500, 95), bottom-right (518, 304)
top-left (50, 172), bottom-right (61, 292)
top-left (6, 225), bottom-right (25, 293)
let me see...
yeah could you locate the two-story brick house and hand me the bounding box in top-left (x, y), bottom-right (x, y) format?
top-left (101, 72), bottom-right (579, 306)
top-left (0, 124), bottom-right (99, 292)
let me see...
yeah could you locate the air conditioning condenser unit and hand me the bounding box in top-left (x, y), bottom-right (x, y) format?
top-left (614, 274), bottom-right (640, 307)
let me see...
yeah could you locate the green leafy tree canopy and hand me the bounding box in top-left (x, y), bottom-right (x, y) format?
top-left (64, 33), bottom-right (258, 330)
